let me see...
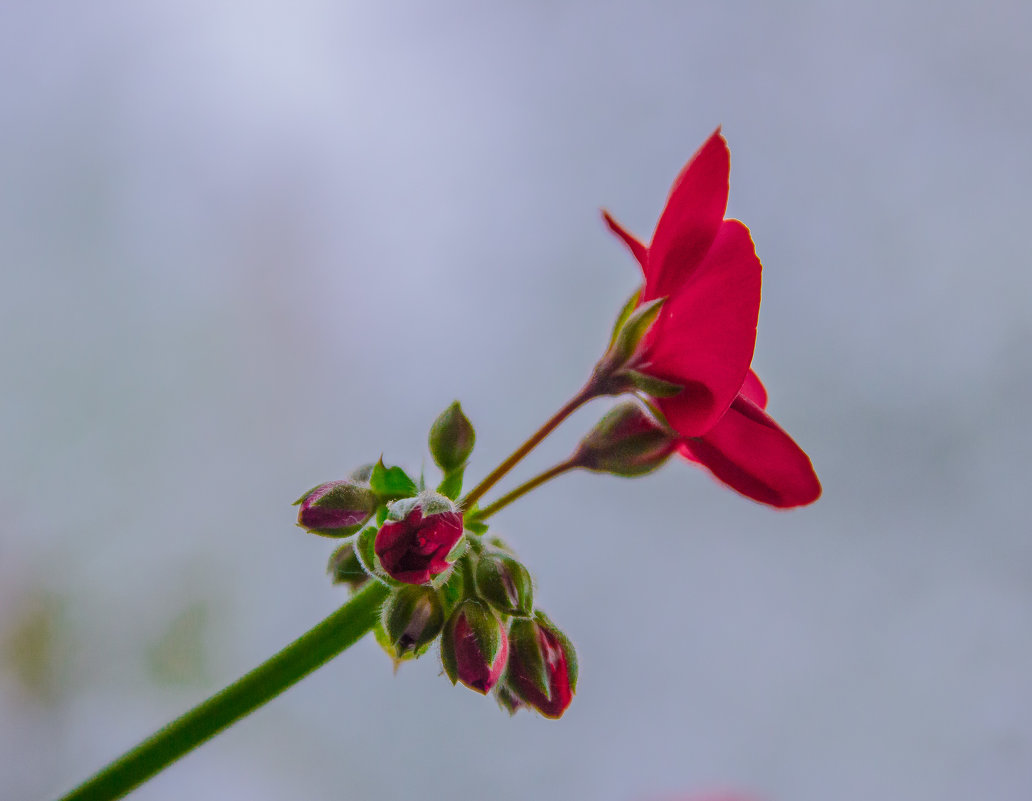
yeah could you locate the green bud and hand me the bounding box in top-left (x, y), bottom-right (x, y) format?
top-left (381, 585), bottom-right (445, 659)
top-left (326, 543), bottom-right (370, 590)
top-left (475, 551), bottom-right (534, 617)
top-left (428, 401), bottom-right (476, 472)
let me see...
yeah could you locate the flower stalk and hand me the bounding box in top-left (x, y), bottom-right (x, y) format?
top-left (459, 381), bottom-right (600, 510)
top-left (57, 583), bottom-right (389, 801)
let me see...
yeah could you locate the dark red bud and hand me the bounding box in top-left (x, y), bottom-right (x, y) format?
top-left (505, 614), bottom-right (577, 719)
top-left (440, 600), bottom-right (509, 694)
top-left (572, 401), bottom-right (676, 477)
top-left (374, 492), bottom-right (464, 584)
top-left (295, 480), bottom-right (377, 536)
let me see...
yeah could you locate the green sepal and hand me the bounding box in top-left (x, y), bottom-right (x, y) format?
top-left (444, 536), bottom-right (469, 565)
top-left (386, 496), bottom-right (420, 522)
top-left (437, 562), bottom-right (466, 618)
top-left (537, 611), bottom-right (578, 693)
top-left (507, 618), bottom-right (550, 698)
top-left (437, 467), bottom-right (464, 501)
top-left (621, 369), bottom-right (683, 398)
top-left (369, 459), bottom-right (418, 499)
top-left (611, 295), bottom-right (666, 364)
top-left (298, 521), bottom-right (365, 539)
top-left (609, 286), bottom-right (642, 345)
top-left (485, 536), bottom-right (515, 554)
top-left (465, 519), bottom-right (489, 536)
top-left (375, 506), bottom-right (389, 526)
top-left (292, 484), bottom-right (322, 506)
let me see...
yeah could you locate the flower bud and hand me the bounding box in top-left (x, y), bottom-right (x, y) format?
top-left (571, 401), bottom-right (676, 477)
top-left (326, 542), bottom-right (370, 590)
top-left (374, 491), bottom-right (464, 584)
top-left (428, 401), bottom-right (476, 472)
top-left (380, 585), bottom-right (445, 659)
top-left (505, 613), bottom-right (577, 719)
top-left (295, 480), bottom-right (377, 536)
top-left (440, 600), bottom-right (509, 694)
top-left (475, 551), bottom-right (534, 617)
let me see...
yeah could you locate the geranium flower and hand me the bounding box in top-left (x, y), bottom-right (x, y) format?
top-left (603, 129), bottom-right (820, 507)
top-left (603, 128), bottom-right (761, 437)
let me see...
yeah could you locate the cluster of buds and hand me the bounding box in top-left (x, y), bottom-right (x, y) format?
top-left (294, 129), bottom-right (823, 724)
top-left (296, 402), bottom-right (577, 718)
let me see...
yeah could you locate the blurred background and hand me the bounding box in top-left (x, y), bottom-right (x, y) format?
top-left (2, 1), bottom-right (1030, 800)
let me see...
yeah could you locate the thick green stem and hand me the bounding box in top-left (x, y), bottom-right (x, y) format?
top-left (471, 458), bottom-right (579, 523)
top-left (460, 382), bottom-right (598, 511)
top-left (57, 582), bottom-right (389, 801)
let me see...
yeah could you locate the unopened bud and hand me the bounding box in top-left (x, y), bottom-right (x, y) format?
top-left (440, 600), bottom-right (509, 694)
top-left (327, 542), bottom-right (370, 590)
top-left (295, 480), bottom-right (377, 536)
top-left (571, 401), bottom-right (676, 477)
top-left (428, 401), bottom-right (476, 472)
top-left (475, 551), bottom-right (534, 617)
top-left (381, 585), bottom-right (445, 659)
top-left (505, 613), bottom-right (577, 719)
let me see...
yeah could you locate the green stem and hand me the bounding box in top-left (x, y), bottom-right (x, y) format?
top-left (460, 381), bottom-right (598, 511)
top-left (471, 458), bottom-right (579, 523)
top-left (57, 582), bottom-right (389, 801)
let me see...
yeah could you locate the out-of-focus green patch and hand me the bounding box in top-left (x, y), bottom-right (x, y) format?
top-left (146, 601), bottom-right (209, 686)
top-left (2, 591), bottom-right (67, 704)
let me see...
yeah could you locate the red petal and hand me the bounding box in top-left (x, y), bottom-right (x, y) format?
top-left (740, 369), bottom-right (768, 409)
top-left (646, 128), bottom-right (730, 301)
top-left (602, 210), bottom-right (648, 277)
top-left (678, 396), bottom-right (821, 508)
top-left (643, 219), bottom-right (761, 436)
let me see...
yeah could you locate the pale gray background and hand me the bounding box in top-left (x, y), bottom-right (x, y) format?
top-left (2, 2), bottom-right (1030, 800)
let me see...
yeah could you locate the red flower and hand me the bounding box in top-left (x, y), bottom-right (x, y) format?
top-left (603, 129), bottom-right (820, 508)
top-left (603, 129), bottom-right (761, 438)
top-left (374, 494), bottom-right (464, 584)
